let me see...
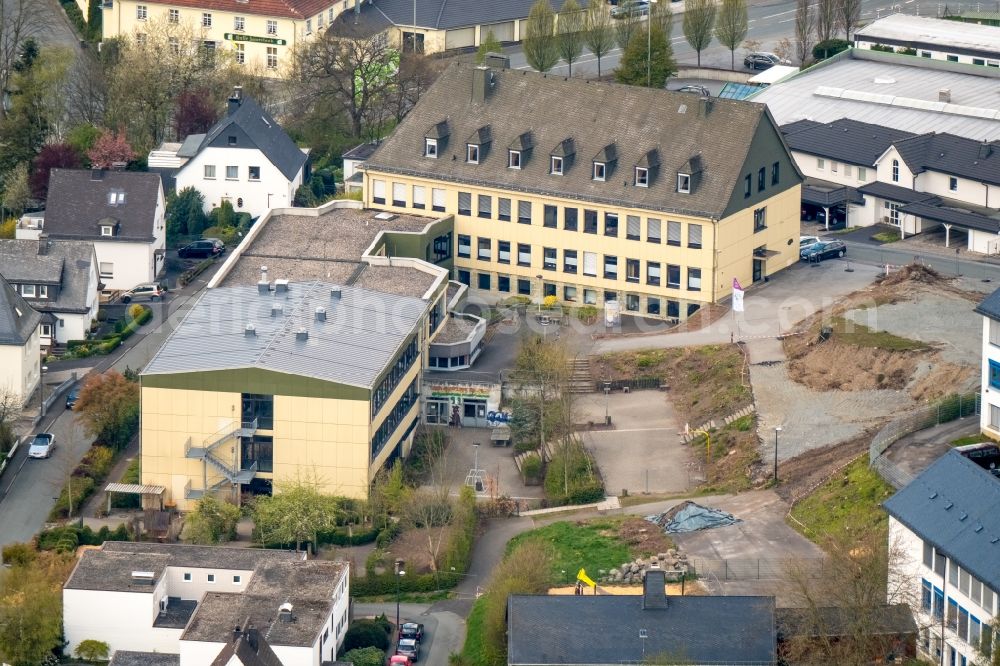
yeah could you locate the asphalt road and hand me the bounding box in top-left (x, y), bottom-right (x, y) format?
top-left (354, 602), bottom-right (465, 665)
top-left (505, 0), bottom-right (985, 76)
top-left (0, 260), bottom-right (223, 551)
top-left (5, 0), bottom-right (83, 50)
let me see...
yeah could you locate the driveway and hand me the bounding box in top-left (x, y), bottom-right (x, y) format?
top-left (353, 602), bottom-right (464, 665)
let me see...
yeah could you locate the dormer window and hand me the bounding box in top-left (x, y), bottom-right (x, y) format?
top-left (425, 138), bottom-right (438, 158)
top-left (593, 162), bottom-right (606, 181)
top-left (635, 167), bottom-right (649, 188)
top-left (508, 150), bottom-right (521, 169)
top-left (551, 156), bottom-right (563, 175)
top-left (228, 135), bottom-right (237, 146)
top-left (101, 225), bottom-right (114, 237)
top-left (467, 144), bottom-right (480, 164)
top-left (677, 173), bottom-right (691, 193)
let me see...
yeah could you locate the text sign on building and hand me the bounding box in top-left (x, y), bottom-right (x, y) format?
top-left (224, 33), bottom-right (288, 46)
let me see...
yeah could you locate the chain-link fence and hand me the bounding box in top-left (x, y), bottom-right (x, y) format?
top-left (687, 557), bottom-right (826, 581)
top-left (869, 392), bottom-right (980, 489)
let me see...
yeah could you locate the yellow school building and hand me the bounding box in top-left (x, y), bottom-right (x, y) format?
top-left (362, 63), bottom-right (804, 320)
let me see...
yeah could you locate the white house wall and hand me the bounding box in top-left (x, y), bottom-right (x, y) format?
top-left (164, 565), bottom-right (254, 600)
top-left (179, 639), bottom-right (226, 665)
top-left (0, 330), bottom-right (39, 405)
top-left (791, 150), bottom-right (874, 187)
top-left (981, 316), bottom-right (1000, 436)
top-left (64, 588), bottom-right (182, 656)
top-left (94, 241), bottom-right (158, 291)
top-left (175, 147), bottom-right (304, 220)
top-left (271, 643), bottom-right (318, 666)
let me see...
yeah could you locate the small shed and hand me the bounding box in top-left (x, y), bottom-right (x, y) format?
top-left (104, 483), bottom-right (166, 512)
top-left (491, 424), bottom-right (512, 447)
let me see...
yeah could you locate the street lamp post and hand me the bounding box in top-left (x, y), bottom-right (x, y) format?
top-left (603, 383), bottom-right (611, 426)
top-left (395, 560), bottom-right (406, 637)
top-left (646, 0), bottom-right (658, 87)
top-left (773, 426), bottom-right (782, 484)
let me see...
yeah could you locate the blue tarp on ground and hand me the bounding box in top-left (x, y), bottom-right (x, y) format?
top-left (646, 501), bottom-right (741, 533)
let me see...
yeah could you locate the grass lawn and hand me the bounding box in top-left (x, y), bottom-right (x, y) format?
top-left (460, 596), bottom-right (489, 665)
top-left (826, 317), bottom-right (930, 352)
top-left (691, 414), bottom-right (761, 493)
top-left (789, 454), bottom-right (895, 544)
top-left (871, 229), bottom-right (901, 243)
top-left (950, 435), bottom-right (987, 447)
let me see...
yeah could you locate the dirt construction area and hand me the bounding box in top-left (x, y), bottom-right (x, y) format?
top-left (753, 265), bottom-right (985, 462)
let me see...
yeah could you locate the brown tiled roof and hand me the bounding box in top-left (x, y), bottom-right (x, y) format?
top-left (139, 0), bottom-right (335, 20)
top-left (366, 63), bottom-right (770, 219)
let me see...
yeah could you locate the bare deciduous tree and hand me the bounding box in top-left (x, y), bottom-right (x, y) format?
top-left (683, 0), bottom-right (718, 67)
top-left (556, 0), bottom-right (585, 77)
top-left (65, 54), bottom-right (110, 127)
top-left (714, 0), bottom-right (748, 70)
top-left (583, 0), bottom-right (615, 78)
top-left (0, 0), bottom-right (43, 121)
top-left (816, 0), bottom-right (838, 43)
top-left (524, 0), bottom-right (560, 73)
top-left (614, 0), bottom-right (642, 51)
top-left (650, 1), bottom-right (675, 39)
top-left (795, 0), bottom-right (815, 65)
top-left (837, 0), bottom-right (863, 41)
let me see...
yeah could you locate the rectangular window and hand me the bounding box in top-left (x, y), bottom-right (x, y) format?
top-left (949, 177), bottom-right (958, 192)
top-left (771, 161), bottom-right (780, 186)
top-left (233, 575), bottom-right (241, 584)
top-left (625, 293), bottom-right (640, 312)
top-left (923, 541), bottom-right (933, 568)
top-left (202, 12), bottom-right (212, 27)
top-left (647, 262), bottom-right (661, 286)
top-left (168, 8), bottom-right (179, 22)
top-left (136, 4), bottom-right (147, 19)
top-left (584, 209), bottom-right (598, 234)
top-left (392, 182), bottom-right (406, 207)
top-left (817, 158), bottom-right (825, 170)
top-left (688, 224), bottom-right (702, 249)
top-left (477, 273), bottom-right (491, 290)
top-left (677, 172), bottom-right (691, 193)
top-left (758, 167), bottom-right (766, 192)
top-left (183, 572), bottom-right (191, 581)
top-left (457, 234), bottom-right (471, 258)
top-left (971, 577), bottom-right (981, 605)
top-left (973, 57), bottom-right (986, 65)
top-left (992, 404), bottom-right (1000, 429)
top-left (647, 218), bottom-right (661, 243)
top-left (543, 247), bottom-right (557, 271)
top-left (857, 167), bottom-right (867, 181)
top-left (948, 598), bottom-right (959, 631)
top-left (266, 47), bottom-right (277, 69)
top-left (947, 54), bottom-right (959, 62)
top-left (667, 264), bottom-right (680, 288)
top-left (477, 238), bottom-right (491, 261)
top-left (635, 167), bottom-right (649, 187)
top-left (234, 15), bottom-right (245, 30)
top-left (204, 164), bottom-right (216, 179)
top-left (647, 297), bottom-right (660, 315)
top-left (518, 200), bottom-right (532, 224)
top-left (508, 150), bottom-right (521, 169)
top-left (467, 144), bottom-right (479, 163)
top-left (920, 50), bottom-right (931, 57)
top-left (457, 269), bottom-right (470, 286)
top-left (498, 275), bottom-right (510, 293)
top-left (498, 241), bottom-right (511, 264)
top-left (543, 283), bottom-right (556, 298)
top-left (564, 207), bottom-right (578, 231)
top-left (241, 393), bottom-right (273, 430)
top-left (754, 207), bottom-right (767, 232)
top-left (306, 18), bottom-right (312, 33)
top-left (959, 606), bottom-right (969, 641)
top-left (604, 212), bottom-right (619, 237)
top-left (372, 179), bottom-right (386, 204)
top-left (207, 574), bottom-right (215, 583)
top-left (169, 36), bottom-right (179, 54)
top-left (667, 221), bottom-right (681, 246)
top-left (100, 225), bottom-right (114, 237)
top-left (971, 617), bottom-right (982, 650)
top-left (564, 250), bottom-right (578, 274)
top-left (498, 197), bottom-right (512, 221)
top-left (934, 551), bottom-right (947, 578)
top-left (517, 243), bottom-right (531, 267)
top-left (584, 289), bottom-right (597, 305)
top-left (267, 19), bottom-right (278, 34)
top-left (517, 278), bottom-right (531, 295)
top-left (551, 156), bottom-right (563, 175)
top-left (989, 360), bottom-right (1000, 390)
top-left (831, 161), bottom-right (839, 174)
top-left (688, 267), bottom-right (702, 291)
top-left (544, 205), bottom-right (557, 228)
top-left (37, 285), bottom-right (48, 299)
top-left (564, 286), bottom-right (577, 302)
top-left (593, 162), bottom-right (606, 181)
top-left (458, 192), bottom-right (472, 216)
top-left (135, 33), bottom-right (147, 47)
top-left (424, 138), bottom-right (437, 157)
top-left (950, 562), bottom-right (960, 587)
top-left (412, 185), bottom-right (426, 209)
top-left (922, 580), bottom-right (933, 612)
top-left (432, 188), bottom-right (446, 212)
top-left (625, 259), bottom-right (640, 283)
top-left (982, 585), bottom-right (994, 614)
top-left (226, 165), bottom-right (238, 180)
top-left (582, 252), bottom-right (598, 277)
top-left (744, 174), bottom-right (752, 197)
top-left (626, 215), bottom-right (640, 240)
top-left (603, 255), bottom-right (618, 279)
top-left (20, 284), bottom-right (35, 297)
top-left (477, 194), bottom-right (492, 219)
top-left (247, 166), bottom-right (260, 181)
top-left (99, 262), bottom-right (114, 278)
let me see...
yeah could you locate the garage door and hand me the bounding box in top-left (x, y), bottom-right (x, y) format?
top-left (482, 21), bottom-right (514, 42)
top-left (445, 27), bottom-right (475, 49)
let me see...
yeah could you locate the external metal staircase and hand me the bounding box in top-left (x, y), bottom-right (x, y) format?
top-left (184, 419), bottom-right (258, 499)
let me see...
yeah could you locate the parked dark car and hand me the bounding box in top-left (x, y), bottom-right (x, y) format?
top-left (611, 0), bottom-right (649, 17)
top-left (399, 622), bottom-right (424, 643)
top-left (675, 84), bottom-right (711, 96)
top-left (396, 638), bottom-right (420, 662)
top-left (800, 240), bottom-right (847, 261)
top-left (65, 387), bottom-right (80, 410)
top-left (744, 52), bottom-right (786, 70)
top-left (178, 239), bottom-right (224, 259)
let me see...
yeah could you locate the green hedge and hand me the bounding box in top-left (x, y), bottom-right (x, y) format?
top-left (63, 307), bottom-right (151, 357)
top-left (180, 258), bottom-right (216, 286)
top-left (48, 445), bottom-right (118, 520)
top-left (37, 524), bottom-right (130, 552)
top-left (316, 524), bottom-right (379, 546)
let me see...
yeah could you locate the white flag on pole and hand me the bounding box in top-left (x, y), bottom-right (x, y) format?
top-left (732, 278), bottom-right (745, 313)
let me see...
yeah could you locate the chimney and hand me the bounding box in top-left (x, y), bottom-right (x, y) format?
top-left (278, 602), bottom-right (295, 622)
top-left (315, 307), bottom-right (326, 322)
top-left (699, 97), bottom-right (713, 117)
top-left (245, 323), bottom-right (256, 337)
top-left (295, 328), bottom-right (308, 341)
top-left (257, 280), bottom-right (270, 295)
top-left (271, 303), bottom-right (283, 317)
top-left (939, 88), bottom-right (951, 103)
top-left (90, 169), bottom-right (104, 181)
top-left (37, 233), bottom-right (49, 256)
top-left (228, 86), bottom-right (244, 114)
top-left (260, 265), bottom-right (268, 284)
top-left (980, 142), bottom-right (994, 159)
top-left (274, 279), bottom-right (289, 294)
top-left (642, 569), bottom-right (668, 610)
top-left (330, 287), bottom-right (342, 300)
top-left (472, 66), bottom-right (495, 104)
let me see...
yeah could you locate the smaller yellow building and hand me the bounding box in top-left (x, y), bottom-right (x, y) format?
top-left (102, 0), bottom-right (346, 76)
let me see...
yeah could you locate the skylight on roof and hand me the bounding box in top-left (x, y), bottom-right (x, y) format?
top-left (373, 212), bottom-right (396, 220)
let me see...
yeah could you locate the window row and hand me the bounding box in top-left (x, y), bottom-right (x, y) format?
top-left (181, 571), bottom-right (242, 584)
top-left (14, 283), bottom-right (49, 299)
top-left (371, 180), bottom-right (447, 212)
top-left (744, 162), bottom-right (782, 198)
top-left (922, 540), bottom-right (997, 615)
top-left (204, 164), bottom-right (262, 181)
top-left (370, 380), bottom-right (418, 461)
top-left (815, 158), bottom-right (868, 182)
top-left (371, 337), bottom-right (419, 420)
top-left (921, 580), bottom-right (993, 653)
top-left (141, 5), bottom-right (282, 34)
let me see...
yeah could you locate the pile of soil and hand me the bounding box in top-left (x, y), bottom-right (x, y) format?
top-left (611, 516), bottom-right (674, 555)
top-left (876, 263), bottom-right (942, 287)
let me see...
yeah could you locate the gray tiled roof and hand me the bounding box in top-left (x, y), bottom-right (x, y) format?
top-left (366, 63), bottom-right (772, 219)
top-left (331, 0), bottom-right (588, 33)
top-left (883, 450), bottom-right (1000, 594)
top-left (44, 169), bottom-right (162, 242)
top-left (976, 286), bottom-right (1000, 321)
top-left (892, 133), bottom-right (1000, 186)
top-left (900, 199), bottom-right (1000, 233)
top-left (0, 274), bottom-right (40, 346)
top-left (507, 593), bottom-right (776, 665)
top-left (109, 652), bottom-right (180, 666)
top-left (142, 281), bottom-right (427, 389)
top-left (185, 96), bottom-right (305, 181)
top-left (0, 239), bottom-right (96, 314)
top-left (782, 118), bottom-right (915, 166)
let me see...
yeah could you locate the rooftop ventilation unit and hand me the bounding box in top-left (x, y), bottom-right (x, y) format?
top-left (131, 571), bottom-right (156, 585)
top-left (278, 602), bottom-right (295, 623)
top-left (245, 323), bottom-right (256, 337)
top-left (274, 279), bottom-right (289, 294)
top-left (373, 212), bottom-right (396, 221)
top-left (257, 281), bottom-right (270, 295)
top-left (295, 328), bottom-right (308, 341)
top-left (271, 304), bottom-right (283, 317)
top-left (315, 307), bottom-right (327, 322)
top-left (331, 287), bottom-right (342, 300)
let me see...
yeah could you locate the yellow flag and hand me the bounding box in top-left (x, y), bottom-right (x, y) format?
top-left (577, 568), bottom-right (596, 588)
